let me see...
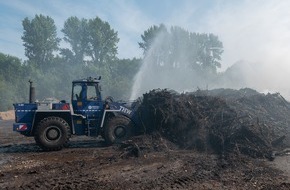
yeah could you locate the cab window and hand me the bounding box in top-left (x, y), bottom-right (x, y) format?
top-left (87, 83), bottom-right (99, 101)
top-left (73, 84), bottom-right (82, 101)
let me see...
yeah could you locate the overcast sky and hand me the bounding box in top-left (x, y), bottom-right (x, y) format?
top-left (1, 0), bottom-right (290, 71)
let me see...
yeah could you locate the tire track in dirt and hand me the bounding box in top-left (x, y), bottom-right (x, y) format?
top-left (143, 170), bottom-right (196, 189)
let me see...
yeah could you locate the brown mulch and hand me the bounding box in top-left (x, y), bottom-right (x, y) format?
top-left (133, 88), bottom-right (290, 159)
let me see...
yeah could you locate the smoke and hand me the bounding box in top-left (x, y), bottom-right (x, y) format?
top-left (130, 31), bottom-right (215, 100)
top-left (131, 1), bottom-right (290, 100)
top-left (203, 0), bottom-right (290, 98)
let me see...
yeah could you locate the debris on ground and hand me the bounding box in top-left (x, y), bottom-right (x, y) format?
top-left (1, 88), bottom-right (290, 189)
top-left (132, 88), bottom-right (290, 159)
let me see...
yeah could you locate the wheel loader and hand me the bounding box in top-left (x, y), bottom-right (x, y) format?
top-left (13, 77), bottom-right (141, 151)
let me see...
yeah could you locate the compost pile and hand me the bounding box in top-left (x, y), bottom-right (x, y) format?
top-left (135, 88), bottom-right (290, 159)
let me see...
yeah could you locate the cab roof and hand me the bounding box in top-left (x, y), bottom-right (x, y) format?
top-left (72, 76), bottom-right (101, 83)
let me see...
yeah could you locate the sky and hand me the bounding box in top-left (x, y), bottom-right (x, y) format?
top-left (1, 0), bottom-right (289, 68)
top-left (1, 0), bottom-right (290, 97)
top-left (0, 0), bottom-right (214, 61)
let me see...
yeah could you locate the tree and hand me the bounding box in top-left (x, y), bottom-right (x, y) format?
top-left (139, 24), bottom-right (223, 73)
top-left (87, 17), bottom-right (119, 65)
top-left (61, 16), bottom-right (119, 66)
top-left (61, 17), bottom-right (89, 65)
top-left (139, 24), bottom-right (167, 53)
top-left (138, 24), bottom-right (169, 67)
top-left (0, 53), bottom-right (28, 111)
top-left (22, 14), bottom-right (60, 68)
top-left (108, 58), bottom-right (141, 99)
top-left (0, 53), bottom-right (23, 83)
top-left (195, 33), bottom-right (223, 73)
top-left (169, 26), bottom-right (192, 69)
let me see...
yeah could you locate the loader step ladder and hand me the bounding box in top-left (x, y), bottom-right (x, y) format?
top-left (86, 117), bottom-right (99, 137)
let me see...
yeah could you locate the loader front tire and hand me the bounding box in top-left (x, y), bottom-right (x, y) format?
top-left (104, 116), bottom-right (133, 145)
top-left (34, 117), bottom-right (70, 151)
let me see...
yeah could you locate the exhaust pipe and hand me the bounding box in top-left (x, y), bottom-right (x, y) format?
top-left (29, 80), bottom-right (35, 103)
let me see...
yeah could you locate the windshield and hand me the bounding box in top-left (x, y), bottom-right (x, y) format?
top-left (72, 83), bottom-right (100, 101)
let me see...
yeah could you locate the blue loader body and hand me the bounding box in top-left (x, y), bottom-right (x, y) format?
top-left (13, 77), bottom-right (142, 151)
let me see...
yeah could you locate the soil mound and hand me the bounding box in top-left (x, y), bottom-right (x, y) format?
top-left (135, 88), bottom-right (290, 159)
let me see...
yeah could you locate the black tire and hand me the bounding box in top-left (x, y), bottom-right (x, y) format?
top-left (34, 117), bottom-right (71, 151)
top-left (104, 116), bottom-right (133, 145)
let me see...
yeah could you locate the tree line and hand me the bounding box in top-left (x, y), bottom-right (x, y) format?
top-left (0, 14), bottom-right (223, 111)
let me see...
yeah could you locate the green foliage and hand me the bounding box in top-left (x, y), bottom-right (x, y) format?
top-left (194, 33), bottom-right (223, 73)
top-left (14, 56), bottom-right (140, 104)
top-left (106, 58), bottom-right (141, 100)
top-left (0, 53), bottom-right (28, 111)
top-left (139, 24), bottom-right (167, 53)
top-left (88, 17), bottom-right (119, 65)
top-left (139, 24), bottom-right (224, 74)
top-left (22, 14), bottom-right (60, 69)
top-left (62, 17), bottom-right (89, 64)
top-left (61, 16), bottom-right (119, 66)
top-left (0, 15), bottom-right (224, 112)
top-left (0, 80), bottom-right (13, 111)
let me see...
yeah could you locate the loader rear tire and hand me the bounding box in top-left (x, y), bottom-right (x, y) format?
top-left (34, 117), bottom-right (71, 151)
top-left (104, 116), bottom-right (133, 145)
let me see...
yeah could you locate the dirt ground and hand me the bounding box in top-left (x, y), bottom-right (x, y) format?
top-left (0, 111), bottom-right (14, 120)
top-left (1, 120), bottom-right (290, 190)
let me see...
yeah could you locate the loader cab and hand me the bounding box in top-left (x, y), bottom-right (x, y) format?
top-left (71, 77), bottom-right (104, 136)
top-left (72, 82), bottom-right (101, 103)
top-left (71, 77), bottom-right (103, 113)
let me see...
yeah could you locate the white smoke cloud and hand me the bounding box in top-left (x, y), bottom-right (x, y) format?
top-left (202, 1), bottom-right (290, 67)
top-left (200, 0), bottom-right (290, 98)
top-left (130, 0), bottom-right (290, 99)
